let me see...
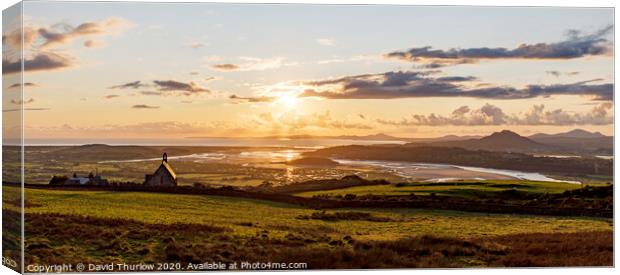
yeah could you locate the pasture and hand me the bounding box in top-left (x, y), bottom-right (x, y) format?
top-left (295, 180), bottom-right (604, 199)
top-left (2, 184), bottom-right (612, 268)
top-left (5, 186), bottom-right (611, 240)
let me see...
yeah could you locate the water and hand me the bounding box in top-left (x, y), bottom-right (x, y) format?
top-left (533, 154), bottom-right (580, 159)
top-left (99, 148), bottom-right (581, 184)
top-left (99, 149), bottom-right (308, 164)
top-left (534, 154), bottom-right (614, 160)
top-left (334, 159), bottom-right (580, 184)
top-left (451, 165), bottom-right (581, 184)
top-left (595, 155), bottom-right (614, 160)
top-left (98, 153), bottom-right (227, 163)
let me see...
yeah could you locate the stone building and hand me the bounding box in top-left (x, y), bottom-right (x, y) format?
top-left (144, 153), bottom-right (177, 186)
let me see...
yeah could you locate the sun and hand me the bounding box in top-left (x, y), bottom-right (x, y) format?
top-left (275, 94), bottom-right (299, 109)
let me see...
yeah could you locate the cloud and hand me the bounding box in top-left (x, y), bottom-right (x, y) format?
top-left (3, 107), bottom-right (50, 113)
top-left (109, 121), bottom-right (205, 133)
top-left (38, 18), bottom-right (133, 49)
top-left (132, 104), bottom-right (159, 109)
top-left (435, 76), bottom-right (478, 82)
top-left (316, 55), bottom-right (383, 65)
top-left (8, 82), bottom-right (37, 89)
top-left (317, 58), bottom-right (346, 65)
top-left (110, 80), bottom-right (211, 96)
top-left (546, 70), bottom-right (581, 77)
top-left (377, 103), bottom-right (613, 126)
top-left (229, 94), bottom-right (276, 103)
top-left (27, 121), bottom-right (217, 137)
top-left (3, 52), bottom-right (73, 75)
top-left (2, 18), bottom-right (133, 75)
top-left (188, 42), bottom-right (206, 49)
top-left (202, 55), bottom-right (223, 63)
top-left (252, 111), bottom-right (372, 130)
top-left (317, 38), bottom-right (336, 46)
top-left (109, 80), bottom-right (149, 89)
top-left (211, 57), bottom-right (292, 72)
top-left (546, 70), bottom-right (561, 77)
top-left (153, 80), bottom-right (210, 94)
top-left (414, 62), bottom-right (451, 69)
top-left (104, 94), bottom-right (120, 99)
top-left (385, 25), bottom-right (613, 66)
top-left (212, 63), bottom-right (239, 71)
top-left (139, 91), bottom-right (163, 96)
top-left (451, 105), bottom-right (470, 116)
top-left (83, 40), bottom-right (105, 48)
top-left (2, 27), bottom-right (39, 49)
top-left (10, 98), bottom-right (35, 105)
top-left (2, 18), bottom-right (131, 74)
top-left (305, 71), bottom-right (432, 86)
top-left (300, 70), bottom-right (612, 101)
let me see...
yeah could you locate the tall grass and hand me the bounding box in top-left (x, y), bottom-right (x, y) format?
top-left (20, 210), bottom-right (612, 268)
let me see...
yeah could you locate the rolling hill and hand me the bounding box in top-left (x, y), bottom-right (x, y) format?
top-left (411, 130), bottom-right (555, 153)
top-left (404, 129), bottom-right (612, 155)
top-left (529, 129), bottom-right (606, 139)
top-left (528, 129), bottom-right (612, 155)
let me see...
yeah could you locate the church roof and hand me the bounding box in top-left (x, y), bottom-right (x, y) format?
top-left (160, 161), bottom-right (177, 179)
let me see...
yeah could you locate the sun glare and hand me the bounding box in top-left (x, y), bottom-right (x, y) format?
top-left (275, 94), bottom-right (299, 109)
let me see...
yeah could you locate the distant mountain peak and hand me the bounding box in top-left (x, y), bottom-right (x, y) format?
top-left (530, 129), bottom-right (607, 139)
top-left (563, 129), bottom-right (605, 138)
top-left (568, 129), bottom-right (589, 133)
top-left (485, 130), bottom-right (524, 140)
top-left (368, 133), bottom-right (394, 138)
top-left (81, 144), bottom-right (111, 147)
top-left (496, 130), bottom-right (519, 135)
top-left (419, 129), bottom-right (610, 155)
top-left (425, 129), bottom-right (545, 153)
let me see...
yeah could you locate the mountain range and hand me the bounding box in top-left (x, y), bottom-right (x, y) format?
top-left (528, 129), bottom-right (606, 139)
top-left (408, 129), bottom-right (612, 155)
top-left (526, 129), bottom-right (612, 155)
top-left (294, 129), bottom-right (611, 155)
top-left (416, 130), bottom-right (551, 152)
top-left (188, 129), bottom-right (612, 156)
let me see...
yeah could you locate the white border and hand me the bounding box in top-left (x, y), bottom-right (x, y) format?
top-left (0, 1), bottom-right (617, 275)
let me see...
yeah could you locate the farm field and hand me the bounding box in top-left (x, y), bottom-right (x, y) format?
top-left (295, 180), bottom-right (606, 198)
top-left (2, 185), bottom-right (613, 268)
top-left (9, 186), bottom-right (611, 239)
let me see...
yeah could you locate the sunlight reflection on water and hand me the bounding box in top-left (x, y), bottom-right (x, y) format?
top-left (99, 148), bottom-right (581, 184)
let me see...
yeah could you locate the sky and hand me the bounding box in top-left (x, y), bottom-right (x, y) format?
top-left (2, 2), bottom-right (615, 141)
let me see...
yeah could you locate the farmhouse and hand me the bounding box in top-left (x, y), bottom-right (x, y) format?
top-left (49, 171), bottom-right (108, 186)
top-left (144, 153), bottom-right (177, 186)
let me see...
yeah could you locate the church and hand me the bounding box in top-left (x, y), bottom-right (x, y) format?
top-left (144, 153), bottom-right (177, 186)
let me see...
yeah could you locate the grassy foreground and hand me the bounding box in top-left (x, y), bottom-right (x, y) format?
top-left (1, 186), bottom-right (613, 268)
top-left (15, 210), bottom-right (612, 269)
top-left (8, 186), bottom-right (610, 239)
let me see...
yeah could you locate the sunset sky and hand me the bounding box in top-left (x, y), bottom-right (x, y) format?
top-left (2, 2), bottom-right (614, 141)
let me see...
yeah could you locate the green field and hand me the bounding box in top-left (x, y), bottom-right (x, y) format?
top-left (6, 186), bottom-right (610, 241)
top-left (2, 185), bottom-right (613, 268)
top-left (295, 180), bottom-right (603, 198)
